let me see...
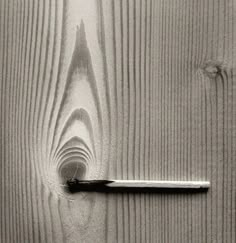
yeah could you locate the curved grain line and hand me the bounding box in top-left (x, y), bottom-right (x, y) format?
top-left (52, 108), bottom-right (96, 161)
top-left (49, 21), bottom-right (103, 160)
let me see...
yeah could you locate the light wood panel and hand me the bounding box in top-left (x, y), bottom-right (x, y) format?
top-left (1, 0), bottom-right (236, 242)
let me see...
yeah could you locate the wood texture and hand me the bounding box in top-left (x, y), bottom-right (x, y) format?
top-left (1, 0), bottom-right (236, 242)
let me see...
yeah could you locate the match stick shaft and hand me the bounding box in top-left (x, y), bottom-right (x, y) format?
top-left (105, 180), bottom-right (210, 189)
top-left (67, 179), bottom-right (210, 193)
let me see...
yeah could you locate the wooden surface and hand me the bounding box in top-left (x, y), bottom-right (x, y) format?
top-left (1, 0), bottom-right (236, 242)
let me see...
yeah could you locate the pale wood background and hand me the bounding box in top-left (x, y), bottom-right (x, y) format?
top-left (1, 0), bottom-right (236, 242)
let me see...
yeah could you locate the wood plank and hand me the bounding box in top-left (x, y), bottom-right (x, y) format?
top-left (0, 0), bottom-right (236, 242)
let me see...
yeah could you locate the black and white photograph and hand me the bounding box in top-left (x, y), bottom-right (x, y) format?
top-left (0, 0), bottom-right (235, 242)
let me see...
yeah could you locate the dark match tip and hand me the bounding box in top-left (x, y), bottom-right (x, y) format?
top-left (66, 179), bottom-right (113, 193)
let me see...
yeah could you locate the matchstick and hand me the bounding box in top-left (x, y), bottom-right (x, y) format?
top-left (66, 179), bottom-right (210, 193)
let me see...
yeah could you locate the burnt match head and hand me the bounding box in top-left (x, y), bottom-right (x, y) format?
top-left (66, 178), bottom-right (81, 193)
top-left (66, 179), bottom-right (113, 193)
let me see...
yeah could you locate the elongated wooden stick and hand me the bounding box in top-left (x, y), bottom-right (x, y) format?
top-left (66, 179), bottom-right (210, 193)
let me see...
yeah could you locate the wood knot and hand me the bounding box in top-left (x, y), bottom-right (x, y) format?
top-left (59, 161), bottom-right (87, 185)
top-left (201, 60), bottom-right (223, 79)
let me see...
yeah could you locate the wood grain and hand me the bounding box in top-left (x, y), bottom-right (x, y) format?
top-left (1, 0), bottom-right (236, 242)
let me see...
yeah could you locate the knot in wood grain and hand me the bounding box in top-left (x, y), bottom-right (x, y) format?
top-left (201, 60), bottom-right (223, 79)
top-left (55, 139), bottom-right (92, 189)
top-left (59, 161), bottom-right (87, 183)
